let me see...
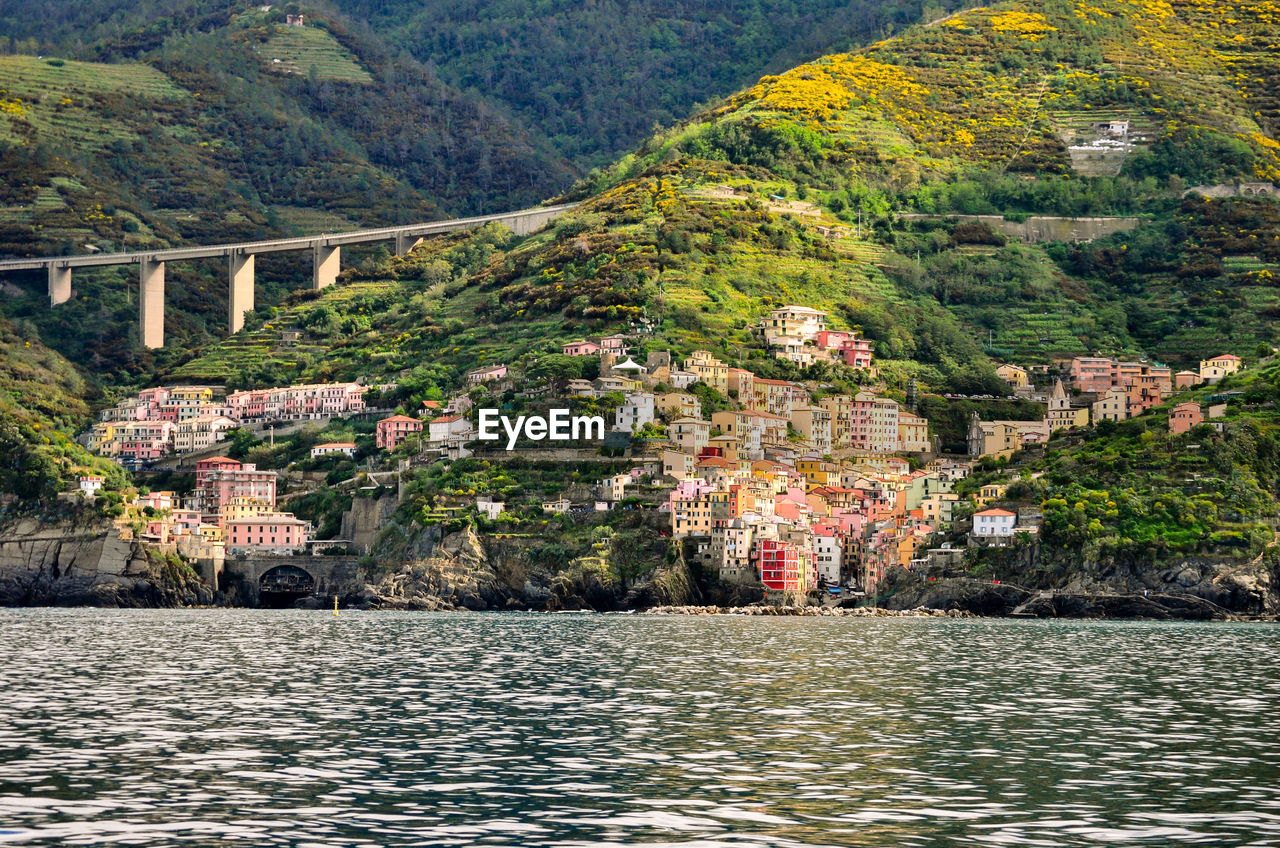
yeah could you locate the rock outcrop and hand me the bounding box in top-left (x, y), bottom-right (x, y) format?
top-left (879, 548), bottom-right (1280, 620)
top-left (0, 519), bottom-right (213, 607)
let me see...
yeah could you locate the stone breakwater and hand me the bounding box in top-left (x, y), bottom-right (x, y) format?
top-left (646, 604), bottom-right (976, 617)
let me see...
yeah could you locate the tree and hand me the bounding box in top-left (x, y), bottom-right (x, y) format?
top-left (527, 355), bottom-right (584, 394)
top-left (0, 417), bottom-right (59, 501)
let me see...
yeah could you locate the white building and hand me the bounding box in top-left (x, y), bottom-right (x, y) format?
top-left (613, 391), bottom-right (655, 434)
top-left (604, 473), bottom-right (630, 502)
top-left (668, 369), bottom-right (698, 389)
top-left (476, 497), bottom-right (505, 520)
top-left (813, 530), bottom-right (843, 585)
top-left (428, 415), bottom-right (474, 443)
top-left (761, 305), bottom-right (828, 345)
top-left (972, 508), bottom-right (1017, 538)
top-left (78, 476), bottom-right (104, 496)
top-left (310, 442), bottom-right (357, 458)
top-left (172, 416), bottom-right (236, 454)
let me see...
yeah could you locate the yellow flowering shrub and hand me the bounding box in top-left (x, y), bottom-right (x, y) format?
top-left (990, 11), bottom-right (1059, 38)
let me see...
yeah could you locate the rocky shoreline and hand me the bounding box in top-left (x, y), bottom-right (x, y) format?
top-left (645, 604), bottom-right (976, 617)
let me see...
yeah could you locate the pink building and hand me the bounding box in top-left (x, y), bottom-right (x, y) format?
top-left (599, 335), bottom-right (628, 353)
top-left (224, 383), bottom-right (366, 421)
top-left (377, 415), bottom-right (423, 450)
top-left (839, 338), bottom-right (874, 369)
top-left (171, 510), bottom-right (202, 536)
top-left (196, 456), bottom-right (242, 487)
top-left (1069, 357), bottom-right (1115, 393)
top-left (116, 421), bottom-right (175, 460)
top-left (225, 512), bottom-right (308, 555)
top-left (815, 330), bottom-right (854, 350)
top-left (1169, 402), bottom-right (1203, 435)
top-left (1068, 358), bottom-right (1172, 410)
top-left (467, 365), bottom-right (508, 385)
top-left (1174, 371), bottom-right (1202, 390)
top-left (191, 459), bottom-right (276, 523)
top-left (562, 341), bottom-right (601, 356)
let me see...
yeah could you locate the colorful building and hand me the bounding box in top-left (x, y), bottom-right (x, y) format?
top-left (1169, 401), bottom-right (1204, 435)
top-left (376, 415), bottom-right (423, 450)
top-left (225, 512), bottom-right (308, 555)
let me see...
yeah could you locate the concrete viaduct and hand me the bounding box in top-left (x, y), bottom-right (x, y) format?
top-left (0, 202), bottom-right (578, 349)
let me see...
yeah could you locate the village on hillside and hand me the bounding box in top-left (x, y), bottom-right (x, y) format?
top-left (73, 304), bottom-right (1252, 602)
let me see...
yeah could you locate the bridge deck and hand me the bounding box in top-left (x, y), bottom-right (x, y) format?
top-left (0, 202), bottom-right (578, 271)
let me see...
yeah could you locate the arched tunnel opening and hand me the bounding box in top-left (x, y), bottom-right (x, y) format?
top-left (259, 565), bottom-right (316, 608)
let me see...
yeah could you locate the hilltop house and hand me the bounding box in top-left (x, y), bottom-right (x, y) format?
top-left (996, 363), bottom-right (1029, 389)
top-left (838, 336), bottom-right (874, 370)
top-left (1169, 401), bottom-right (1204, 435)
top-left (760, 305), bottom-right (827, 346)
top-left (971, 508), bottom-right (1017, 543)
top-left (428, 415), bottom-right (473, 443)
top-left (310, 442), bottom-right (356, 459)
top-left (562, 340), bottom-right (600, 356)
top-left (466, 365), bottom-right (508, 385)
top-left (376, 415), bottom-right (422, 450)
top-left (1199, 354), bottom-right (1241, 384)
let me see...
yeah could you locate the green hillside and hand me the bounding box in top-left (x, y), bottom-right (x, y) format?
top-left (170, 0), bottom-right (1280, 396)
top-left (5, 0), bottom-right (1280, 517)
top-left (0, 319), bottom-right (127, 502)
top-left (0, 5), bottom-right (578, 379)
top-left (329, 0), bottom-right (974, 166)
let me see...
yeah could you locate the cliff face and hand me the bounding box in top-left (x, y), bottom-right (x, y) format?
top-left (351, 525), bottom-right (694, 612)
top-left (353, 527), bottom-right (541, 610)
top-left (881, 546), bottom-right (1280, 619)
top-left (0, 519), bottom-right (214, 607)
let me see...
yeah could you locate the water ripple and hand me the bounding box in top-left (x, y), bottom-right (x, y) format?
top-left (0, 611), bottom-right (1278, 845)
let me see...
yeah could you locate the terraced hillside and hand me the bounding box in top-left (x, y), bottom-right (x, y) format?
top-left (169, 0), bottom-right (1280, 396)
top-left (0, 5), bottom-right (575, 379)
top-left (6, 0), bottom-right (1280, 507)
top-left (255, 22), bottom-right (374, 83)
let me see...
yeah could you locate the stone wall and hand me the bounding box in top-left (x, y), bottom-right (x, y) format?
top-left (340, 494), bottom-right (399, 553)
top-left (903, 214), bottom-right (1140, 243)
top-left (221, 554), bottom-right (361, 603)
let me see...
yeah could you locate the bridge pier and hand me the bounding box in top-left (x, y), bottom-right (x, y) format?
top-left (506, 208), bottom-right (560, 237)
top-left (139, 257), bottom-right (165, 349)
top-left (313, 243), bottom-right (339, 290)
top-left (395, 233), bottom-right (422, 256)
top-left (228, 251), bottom-right (254, 334)
top-left (48, 264), bottom-right (71, 306)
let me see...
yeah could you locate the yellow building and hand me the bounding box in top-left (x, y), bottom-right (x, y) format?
top-left (796, 456), bottom-right (840, 490)
top-left (896, 411), bottom-right (931, 453)
top-left (791, 405), bottom-right (833, 454)
top-left (996, 364), bottom-right (1029, 389)
top-left (655, 392), bottom-right (701, 419)
top-left (819, 394), bottom-right (853, 447)
top-left (1046, 379), bottom-right (1090, 431)
top-left (1199, 354), bottom-right (1242, 384)
top-left (682, 351), bottom-right (729, 394)
top-left (974, 483), bottom-right (1008, 508)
